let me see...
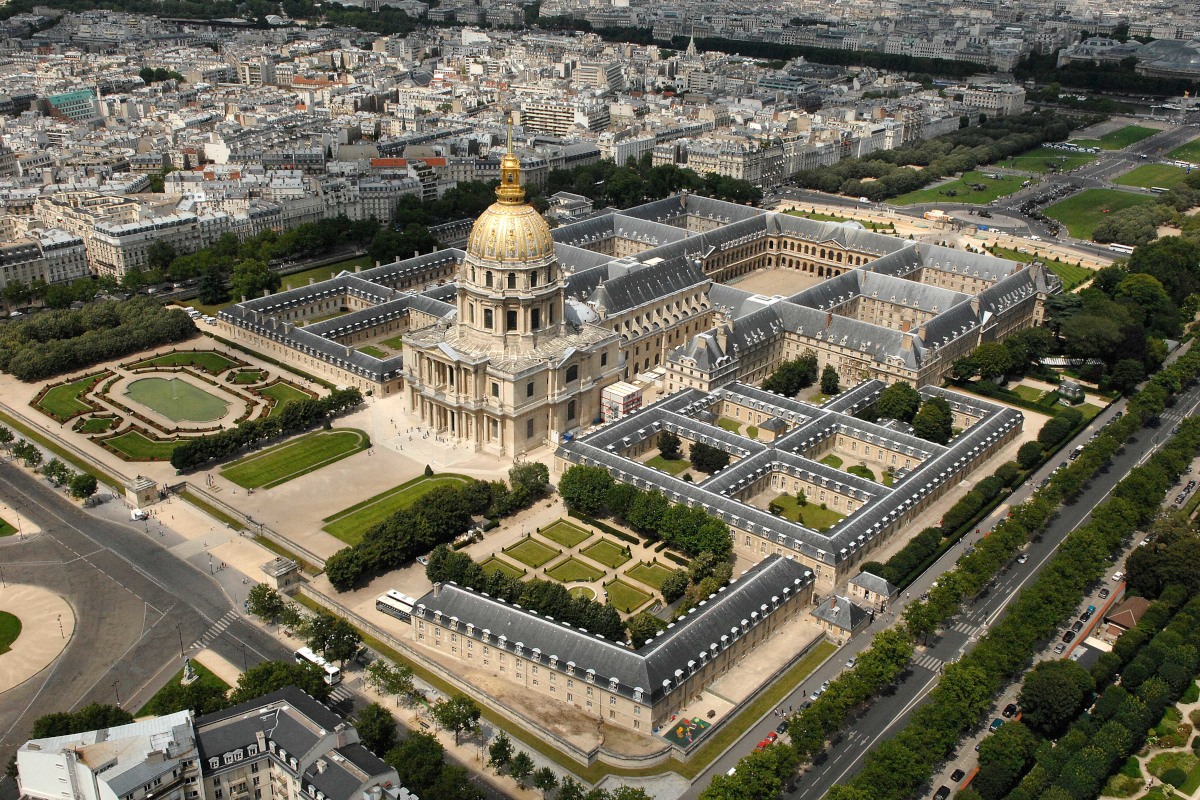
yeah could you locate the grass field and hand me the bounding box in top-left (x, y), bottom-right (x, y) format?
top-left (988, 246), bottom-right (1094, 290)
top-left (280, 255), bottom-right (373, 289)
top-left (221, 429), bottom-right (369, 489)
top-left (604, 580), bottom-right (652, 613)
top-left (1043, 189), bottom-right (1157, 240)
top-left (79, 417), bottom-right (115, 433)
top-left (503, 537), bottom-right (560, 568)
top-left (1070, 125), bottom-right (1157, 150)
top-left (135, 661), bottom-right (229, 717)
top-left (848, 465), bottom-right (876, 481)
top-left (1115, 164), bottom-right (1190, 189)
top-left (891, 171), bottom-right (1029, 206)
top-left (322, 474), bottom-right (471, 545)
top-left (104, 431), bottom-right (181, 460)
top-left (233, 370), bottom-right (265, 384)
top-left (358, 346), bottom-right (388, 358)
top-left (773, 495), bottom-right (846, 531)
top-left (580, 538), bottom-right (631, 568)
top-left (37, 376), bottom-right (97, 418)
top-left (718, 418), bottom-right (742, 434)
top-left (126, 377), bottom-right (230, 422)
top-left (1168, 137), bottom-right (1200, 163)
top-left (481, 556), bottom-right (525, 578)
top-left (569, 586), bottom-right (595, 600)
top-left (381, 335), bottom-right (405, 350)
top-left (0, 610), bottom-right (20, 654)
top-left (539, 520), bottom-right (592, 548)
top-left (784, 210), bottom-right (897, 232)
top-left (821, 454), bottom-right (843, 468)
top-left (646, 455), bottom-right (691, 475)
top-left (1008, 148), bottom-right (1097, 173)
top-left (0, 517), bottom-right (17, 536)
top-left (626, 561), bottom-right (675, 590)
top-left (259, 381), bottom-right (312, 416)
top-left (133, 351), bottom-right (239, 374)
top-left (546, 557), bottom-right (605, 583)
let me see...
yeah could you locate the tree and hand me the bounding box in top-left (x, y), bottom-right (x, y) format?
top-left (690, 442), bottom-right (730, 473)
top-left (877, 381), bottom-right (921, 422)
top-left (147, 241), bottom-right (177, 272)
top-left (431, 694), bottom-right (481, 745)
top-left (1109, 359), bottom-right (1146, 394)
top-left (912, 397), bottom-right (953, 444)
top-left (31, 704), bottom-right (133, 738)
top-left (1017, 659), bottom-right (1095, 738)
top-left (509, 462), bottom-right (550, 497)
top-left (141, 679), bottom-right (229, 717)
top-left (821, 364), bottom-right (840, 395)
top-left (356, 703), bottom-right (398, 756)
top-left (1017, 441), bottom-right (1044, 470)
top-left (306, 614), bottom-right (362, 666)
top-left (658, 430), bottom-right (682, 460)
top-left (24, 444), bottom-right (42, 469)
top-left (509, 751), bottom-right (534, 787)
top-left (385, 733), bottom-right (446, 797)
top-left (972, 342), bottom-right (1013, 381)
top-left (627, 611), bottom-right (667, 645)
top-left (488, 731), bottom-right (514, 772)
top-left (0, 426), bottom-right (13, 452)
top-left (247, 584), bottom-right (286, 624)
top-left (366, 659), bottom-right (416, 706)
top-left (228, 660), bottom-right (332, 704)
top-left (975, 721), bottom-right (1038, 800)
top-left (230, 258), bottom-right (280, 301)
top-left (198, 266), bottom-right (228, 306)
top-left (69, 473), bottom-right (98, 500)
top-left (626, 490), bottom-right (670, 535)
top-left (532, 767), bottom-right (558, 796)
top-left (556, 465), bottom-right (613, 515)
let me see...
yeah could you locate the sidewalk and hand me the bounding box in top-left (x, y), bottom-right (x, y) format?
top-left (0, 582), bottom-right (75, 693)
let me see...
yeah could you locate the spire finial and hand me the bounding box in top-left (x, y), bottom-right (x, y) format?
top-left (506, 114), bottom-right (513, 154)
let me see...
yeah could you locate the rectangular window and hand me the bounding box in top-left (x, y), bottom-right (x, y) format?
top-left (601, 352), bottom-right (607, 366)
top-left (566, 364), bottom-right (578, 382)
top-left (531, 308), bottom-right (541, 330)
top-left (507, 310), bottom-right (518, 331)
top-left (527, 382), bottom-right (534, 397)
top-left (492, 383), bottom-right (499, 397)
top-left (527, 419), bottom-right (535, 438)
top-left (484, 308), bottom-right (493, 329)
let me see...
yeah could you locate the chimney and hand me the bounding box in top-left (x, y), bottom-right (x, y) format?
top-left (901, 319), bottom-right (910, 333)
top-left (414, 250), bottom-right (419, 259)
top-left (375, 260), bottom-right (380, 268)
top-left (901, 332), bottom-right (913, 351)
top-left (264, 288), bottom-right (271, 296)
top-left (256, 732), bottom-right (266, 751)
top-left (309, 278), bottom-right (316, 285)
top-left (433, 582), bottom-right (442, 597)
top-left (287, 283), bottom-right (293, 291)
top-left (825, 312), bottom-right (832, 329)
top-left (355, 265), bottom-right (361, 273)
top-left (918, 323), bottom-right (927, 340)
top-left (241, 295), bottom-right (247, 303)
top-left (970, 297), bottom-right (980, 316)
top-left (344, 345), bottom-right (351, 357)
top-left (316, 760), bottom-right (327, 774)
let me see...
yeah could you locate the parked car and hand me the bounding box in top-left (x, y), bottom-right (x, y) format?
top-left (935, 787), bottom-right (951, 800)
top-left (989, 718), bottom-right (1005, 732)
top-left (776, 721), bottom-right (789, 735)
top-left (1081, 606), bottom-right (1095, 621)
top-left (1112, 571), bottom-right (1124, 582)
top-left (1071, 620), bottom-right (1084, 632)
top-left (1017, 553), bottom-right (1029, 564)
top-left (951, 769), bottom-right (966, 782)
top-left (845, 656), bottom-right (858, 670)
top-left (766, 731), bottom-right (778, 744)
top-left (416, 555), bottom-right (430, 566)
top-left (1054, 642), bottom-right (1067, 654)
top-left (1003, 703), bottom-right (1018, 718)
top-left (1062, 630), bottom-right (1076, 644)
top-left (1099, 588), bottom-right (1110, 599)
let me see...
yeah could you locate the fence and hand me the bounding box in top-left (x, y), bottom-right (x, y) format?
top-left (0, 399), bottom-right (130, 491)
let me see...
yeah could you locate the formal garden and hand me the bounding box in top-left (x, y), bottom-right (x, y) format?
top-left (322, 473), bottom-right (473, 545)
top-left (220, 428), bottom-right (371, 490)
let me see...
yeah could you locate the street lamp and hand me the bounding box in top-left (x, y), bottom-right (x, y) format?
top-left (113, 679), bottom-right (121, 706)
top-left (176, 622), bottom-right (186, 658)
top-left (237, 641), bottom-right (248, 672)
top-left (58, 614), bottom-right (64, 639)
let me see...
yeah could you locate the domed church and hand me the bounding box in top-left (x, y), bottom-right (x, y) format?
top-left (400, 126), bottom-right (620, 456)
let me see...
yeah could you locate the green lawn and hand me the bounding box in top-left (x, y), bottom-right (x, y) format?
top-left (221, 429), bottom-right (369, 489)
top-left (0, 517), bottom-right (17, 536)
top-left (358, 346), bottom-right (389, 359)
top-left (772, 495), bottom-right (846, 531)
top-left (322, 474), bottom-right (471, 545)
top-left (37, 376), bottom-right (97, 418)
top-left (718, 418), bottom-right (742, 434)
top-left (646, 455), bottom-right (691, 475)
top-left (847, 465), bottom-right (876, 481)
top-left (821, 454), bottom-right (843, 468)
top-left (279, 255), bottom-right (373, 290)
top-left (580, 538), bottom-right (632, 568)
top-left (546, 557), bottom-right (605, 583)
top-left (481, 556), bottom-right (525, 578)
top-left (784, 210), bottom-right (896, 232)
top-left (0, 610), bottom-right (20, 654)
top-left (133, 351), bottom-right (239, 374)
top-left (1179, 758), bottom-right (1200, 795)
top-left (539, 520), bottom-right (592, 548)
top-left (104, 431), bottom-right (181, 460)
top-left (890, 171), bottom-right (1029, 206)
top-left (569, 586), bottom-right (595, 600)
top-left (882, 471), bottom-right (894, 487)
top-left (1043, 189), bottom-right (1158, 240)
top-left (1079, 403), bottom-right (1103, 421)
top-left (626, 561), bottom-right (675, 590)
top-left (79, 417), bottom-right (116, 433)
top-left (503, 537), bottom-right (560, 568)
top-left (604, 580), bottom-right (652, 613)
top-left (233, 370), bottom-right (266, 384)
top-left (135, 661), bottom-right (230, 717)
top-left (809, 394), bottom-right (831, 405)
top-left (259, 381), bottom-right (312, 416)
top-left (1007, 148), bottom-right (1097, 173)
top-left (1012, 385), bottom-right (1046, 403)
top-left (1168, 136), bottom-right (1200, 163)
top-left (1115, 164), bottom-right (1190, 189)
top-left (1070, 125), bottom-right (1157, 150)
top-left (381, 335), bottom-right (405, 350)
top-left (125, 377), bottom-right (230, 422)
top-left (988, 246), bottom-right (1094, 290)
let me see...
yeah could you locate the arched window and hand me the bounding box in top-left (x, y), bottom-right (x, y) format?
top-left (469, 304), bottom-right (475, 323)
top-left (566, 364), bottom-right (579, 382)
top-left (484, 308), bottom-right (493, 329)
top-left (567, 400), bottom-right (576, 420)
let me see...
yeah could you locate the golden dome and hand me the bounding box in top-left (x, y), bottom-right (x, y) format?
top-left (465, 116), bottom-right (555, 265)
top-left (467, 201), bottom-right (555, 264)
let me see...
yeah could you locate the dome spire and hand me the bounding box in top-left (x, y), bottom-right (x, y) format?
top-left (496, 113), bottom-right (525, 205)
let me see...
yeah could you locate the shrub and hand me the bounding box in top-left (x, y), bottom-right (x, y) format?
top-left (1162, 768), bottom-right (1187, 788)
top-left (1018, 441), bottom-right (1044, 469)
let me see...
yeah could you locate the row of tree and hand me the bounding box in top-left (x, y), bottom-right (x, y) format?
top-left (0, 299), bottom-right (196, 382)
top-left (424, 544), bottom-right (626, 641)
top-left (761, 353), bottom-right (819, 396)
top-left (556, 464), bottom-right (733, 558)
top-left (545, 152), bottom-right (763, 210)
top-left (325, 464), bottom-right (550, 591)
top-left (42, 457), bottom-right (99, 500)
top-left (168, 387), bottom-right (364, 471)
top-left (2, 276), bottom-right (104, 312)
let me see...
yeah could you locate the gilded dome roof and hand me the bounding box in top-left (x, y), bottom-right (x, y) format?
top-left (466, 200), bottom-right (555, 264)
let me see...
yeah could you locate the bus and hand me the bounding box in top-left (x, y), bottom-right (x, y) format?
top-left (295, 647), bottom-right (342, 685)
top-left (1150, 186), bottom-right (1169, 194)
top-left (376, 590), bottom-right (417, 623)
top-left (1109, 243), bottom-right (1136, 254)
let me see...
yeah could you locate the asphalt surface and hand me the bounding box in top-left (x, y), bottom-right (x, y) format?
top-left (682, 345), bottom-right (1200, 800)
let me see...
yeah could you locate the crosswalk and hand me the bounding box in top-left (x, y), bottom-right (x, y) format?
top-left (913, 654), bottom-right (944, 672)
top-left (329, 685), bottom-right (354, 703)
top-left (190, 610), bottom-right (239, 650)
top-left (950, 622), bottom-right (981, 637)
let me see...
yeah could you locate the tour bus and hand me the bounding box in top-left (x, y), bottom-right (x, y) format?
top-left (1109, 243), bottom-right (1136, 254)
top-left (375, 590), bottom-right (417, 623)
top-left (295, 646), bottom-right (342, 685)
top-left (1150, 186), bottom-right (1169, 194)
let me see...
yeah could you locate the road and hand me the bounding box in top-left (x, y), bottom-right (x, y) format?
top-left (683, 351), bottom-right (1199, 800)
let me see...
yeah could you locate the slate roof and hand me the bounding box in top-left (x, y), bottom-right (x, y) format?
top-left (195, 688), bottom-right (343, 773)
top-left (810, 595), bottom-right (870, 632)
top-left (849, 571), bottom-right (899, 599)
top-left (413, 554), bottom-right (813, 705)
top-left (588, 257), bottom-right (709, 315)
